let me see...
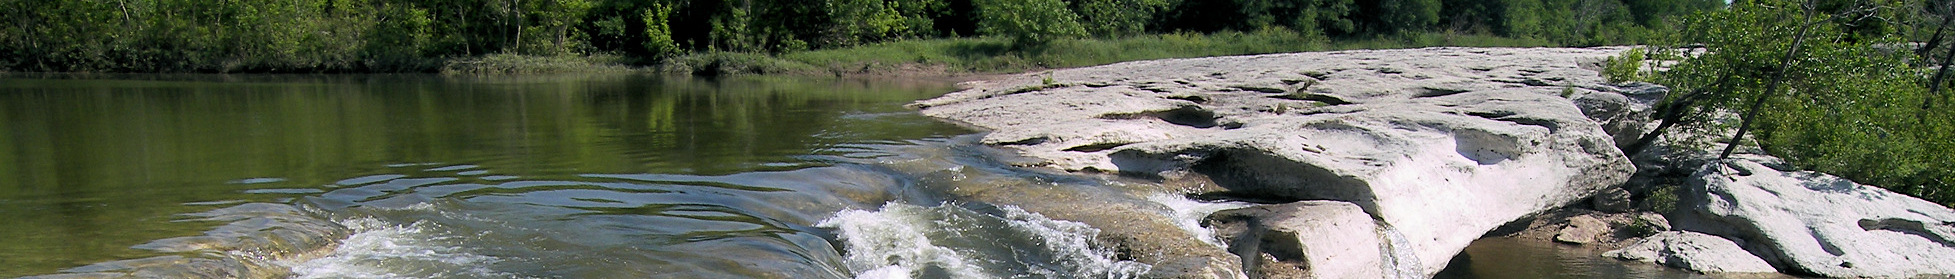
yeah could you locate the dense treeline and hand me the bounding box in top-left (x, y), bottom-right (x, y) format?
top-left (0, 0), bottom-right (1722, 73)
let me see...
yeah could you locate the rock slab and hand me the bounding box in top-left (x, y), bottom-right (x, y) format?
top-left (1603, 231), bottom-right (1778, 273)
top-left (1206, 201), bottom-right (1399, 279)
top-left (1676, 160), bottom-right (1955, 277)
top-left (1554, 215), bottom-right (1612, 244)
top-left (915, 47), bottom-right (1639, 276)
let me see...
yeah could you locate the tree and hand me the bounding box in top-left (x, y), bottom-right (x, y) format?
top-left (1076, 0), bottom-right (1170, 37)
top-left (975, 0), bottom-right (1087, 47)
top-left (1368, 0), bottom-right (1440, 33)
top-left (1636, 0), bottom-right (1955, 206)
top-left (643, 3), bottom-right (678, 57)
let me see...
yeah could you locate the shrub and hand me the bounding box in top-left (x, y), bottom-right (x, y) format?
top-left (974, 0), bottom-right (1087, 47)
top-left (1602, 47), bottom-right (1648, 83)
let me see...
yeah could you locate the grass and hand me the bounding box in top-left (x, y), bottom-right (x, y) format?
top-left (441, 53), bottom-right (635, 75)
top-left (442, 29), bottom-right (1564, 76)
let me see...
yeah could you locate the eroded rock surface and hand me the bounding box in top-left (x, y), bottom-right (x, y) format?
top-left (1603, 231), bottom-right (1778, 273)
top-left (1205, 201), bottom-right (1416, 279)
top-left (1676, 160), bottom-right (1955, 277)
top-left (915, 47), bottom-right (1639, 276)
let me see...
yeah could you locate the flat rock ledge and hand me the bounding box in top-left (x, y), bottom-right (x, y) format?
top-left (915, 47), bottom-right (1640, 278)
top-left (1675, 160), bottom-right (1955, 278)
top-left (1604, 231), bottom-right (1778, 273)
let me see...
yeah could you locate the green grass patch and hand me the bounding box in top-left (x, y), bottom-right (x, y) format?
top-left (660, 52), bottom-right (822, 76)
top-left (442, 54), bottom-right (635, 75)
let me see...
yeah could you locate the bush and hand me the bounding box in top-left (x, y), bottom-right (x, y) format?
top-left (975, 0), bottom-right (1087, 47)
top-left (1602, 47), bottom-right (1649, 83)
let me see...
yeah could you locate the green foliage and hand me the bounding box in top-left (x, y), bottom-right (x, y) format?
top-left (1371, 0), bottom-right (1442, 33)
top-left (0, 0), bottom-right (1720, 72)
top-left (1651, 0), bottom-right (1955, 206)
top-left (825, 0), bottom-right (909, 45)
top-left (1076, 0), bottom-right (1172, 37)
top-left (1602, 47), bottom-right (1649, 83)
top-left (975, 0), bottom-right (1088, 47)
top-left (367, 4), bottom-right (437, 70)
top-left (641, 4), bottom-right (677, 57)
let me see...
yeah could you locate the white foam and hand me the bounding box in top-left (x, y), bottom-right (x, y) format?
top-left (818, 203), bottom-right (988, 279)
top-left (817, 202), bottom-right (1152, 279)
top-left (284, 218), bottom-right (528, 279)
top-left (997, 206), bottom-right (1153, 278)
top-left (1145, 193), bottom-right (1253, 248)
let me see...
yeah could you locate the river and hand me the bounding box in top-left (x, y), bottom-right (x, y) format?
top-left (2, 74), bottom-right (1728, 278)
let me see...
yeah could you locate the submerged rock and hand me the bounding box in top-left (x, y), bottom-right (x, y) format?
top-left (1675, 160), bottom-right (1955, 277)
top-left (22, 203), bottom-right (348, 279)
top-left (915, 47), bottom-right (1639, 277)
top-left (1603, 231), bottom-right (1777, 273)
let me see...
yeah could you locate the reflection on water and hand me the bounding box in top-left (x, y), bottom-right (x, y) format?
top-left (1435, 237), bottom-right (1797, 279)
top-left (0, 74), bottom-right (968, 277)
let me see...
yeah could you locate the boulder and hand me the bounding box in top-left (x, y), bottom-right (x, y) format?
top-left (1591, 187), bottom-right (1635, 213)
top-left (1603, 231), bottom-right (1778, 273)
top-left (1674, 159), bottom-right (1955, 277)
top-left (915, 47), bottom-right (1639, 276)
top-left (1635, 212), bottom-right (1672, 232)
top-left (1204, 201), bottom-right (1412, 279)
top-left (1554, 215), bottom-right (1612, 244)
top-left (1572, 82), bottom-right (1667, 150)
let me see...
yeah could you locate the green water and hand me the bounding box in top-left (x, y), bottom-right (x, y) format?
top-left (0, 74), bottom-right (971, 277)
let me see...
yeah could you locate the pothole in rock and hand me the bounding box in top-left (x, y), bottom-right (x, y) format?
top-left (1099, 105), bottom-right (1222, 128)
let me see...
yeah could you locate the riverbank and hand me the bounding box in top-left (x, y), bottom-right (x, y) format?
top-left (444, 31), bottom-right (1553, 77)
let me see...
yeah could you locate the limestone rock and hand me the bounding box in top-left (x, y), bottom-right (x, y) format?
top-left (916, 47), bottom-right (1638, 276)
top-left (1205, 201), bottom-right (1409, 279)
top-left (1675, 160), bottom-right (1955, 277)
top-left (1603, 231), bottom-right (1777, 273)
top-left (1573, 82), bottom-right (1667, 150)
top-left (1591, 187), bottom-right (1634, 213)
top-left (1635, 212), bottom-right (1672, 232)
top-left (1555, 215), bottom-right (1612, 244)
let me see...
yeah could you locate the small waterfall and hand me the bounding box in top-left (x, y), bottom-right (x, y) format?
top-left (1376, 221), bottom-right (1427, 279)
top-left (1144, 193), bottom-right (1254, 248)
top-left (817, 202), bottom-right (1152, 279)
top-left (285, 217), bottom-right (530, 279)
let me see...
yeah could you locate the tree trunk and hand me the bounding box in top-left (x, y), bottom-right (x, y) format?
top-left (1929, 10), bottom-right (1955, 117)
top-left (1718, 1), bottom-right (1821, 161)
top-left (1922, 3), bottom-right (1955, 59)
top-left (1622, 74), bottom-right (1733, 156)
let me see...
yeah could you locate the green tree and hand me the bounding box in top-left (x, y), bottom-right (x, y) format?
top-left (1638, 0), bottom-right (1955, 206)
top-left (975, 0), bottom-right (1087, 47)
top-left (643, 3), bottom-right (678, 57)
top-left (1239, 0), bottom-right (1358, 36)
top-left (368, 3), bottom-right (435, 69)
top-left (825, 0), bottom-right (907, 45)
top-left (1076, 0), bottom-right (1170, 37)
top-left (1369, 0), bottom-right (1441, 33)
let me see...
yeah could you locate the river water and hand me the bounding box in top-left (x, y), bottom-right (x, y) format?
top-left (2, 74), bottom-right (1726, 278)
